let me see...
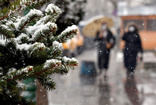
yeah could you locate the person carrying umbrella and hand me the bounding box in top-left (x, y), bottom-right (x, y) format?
top-left (94, 22), bottom-right (115, 79)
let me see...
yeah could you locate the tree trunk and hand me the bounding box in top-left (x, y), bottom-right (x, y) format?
top-left (36, 80), bottom-right (48, 105)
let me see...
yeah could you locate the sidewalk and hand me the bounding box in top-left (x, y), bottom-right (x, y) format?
top-left (48, 48), bottom-right (156, 105)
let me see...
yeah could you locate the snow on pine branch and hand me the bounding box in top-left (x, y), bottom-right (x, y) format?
top-left (43, 59), bottom-right (61, 69)
top-left (29, 42), bottom-right (46, 56)
top-left (14, 33), bottom-right (28, 43)
top-left (17, 66), bottom-right (33, 75)
top-left (16, 43), bottom-right (32, 51)
top-left (35, 15), bottom-right (52, 26)
top-left (0, 39), bottom-right (7, 46)
top-left (53, 41), bottom-right (63, 50)
top-left (43, 57), bottom-right (78, 72)
top-left (57, 25), bottom-right (78, 43)
top-left (62, 56), bottom-right (78, 65)
top-left (16, 42), bottom-right (46, 53)
top-left (0, 38), bottom-right (47, 57)
top-left (2, 66), bottom-right (33, 80)
top-left (29, 22), bottom-right (57, 41)
top-left (35, 4), bottom-right (62, 26)
top-left (45, 4), bottom-right (62, 16)
top-left (0, 25), bottom-right (15, 38)
top-left (14, 9), bottom-right (43, 31)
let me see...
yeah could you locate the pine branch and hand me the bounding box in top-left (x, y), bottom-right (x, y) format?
top-left (5, 62), bottom-right (77, 82)
top-left (35, 4), bottom-right (62, 26)
top-left (30, 22), bottom-right (57, 42)
top-left (37, 77), bottom-right (55, 90)
top-left (19, 16), bottom-right (38, 31)
top-left (0, 25), bottom-right (15, 38)
top-left (0, 0), bottom-right (49, 20)
top-left (17, 9), bottom-right (43, 31)
top-left (56, 25), bottom-right (78, 43)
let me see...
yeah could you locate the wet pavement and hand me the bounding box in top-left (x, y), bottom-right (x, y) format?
top-left (48, 48), bottom-right (156, 105)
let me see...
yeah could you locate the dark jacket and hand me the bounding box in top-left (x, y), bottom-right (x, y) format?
top-left (122, 31), bottom-right (143, 71)
top-left (94, 30), bottom-right (115, 53)
top-left (94, 30), bottom-right (115, 70)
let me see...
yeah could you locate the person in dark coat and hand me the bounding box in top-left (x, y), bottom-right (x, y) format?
top-left (94, 22), bottom-right (115, 79)
top-left (122, 23), bottom-right (143, 78)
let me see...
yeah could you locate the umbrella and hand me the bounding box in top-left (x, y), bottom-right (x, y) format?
top-left (82, 17), bottom-right (113, 37)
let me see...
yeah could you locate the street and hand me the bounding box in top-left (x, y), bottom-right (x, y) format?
top-left (48, 48), bottom-right (156, 105)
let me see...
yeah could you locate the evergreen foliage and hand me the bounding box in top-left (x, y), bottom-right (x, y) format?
top-left (0, 0), bottom-right (87, 34)
top-left (0, 3), bottom-right (78, 105)
top-left (0, 0), bottom-right (50, 19)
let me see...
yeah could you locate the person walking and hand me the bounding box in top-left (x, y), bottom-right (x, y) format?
top-left (94, 22), bottom-right (115, 79)
top-left (122, 23), bottom-right (143, 79)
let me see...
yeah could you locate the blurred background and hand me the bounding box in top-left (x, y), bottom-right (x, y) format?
top-left (47, 0), bottom-right (156, 105)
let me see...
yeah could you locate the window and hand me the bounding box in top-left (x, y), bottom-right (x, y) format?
top-left (147, 19), bottom-right (156, 31)
top-left (123, 19), bottom-right (144, 30)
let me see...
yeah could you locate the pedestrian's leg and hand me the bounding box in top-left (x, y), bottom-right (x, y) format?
top-left (127, 67), bottom-right (135, 80)
top-left (98, 55), bottom-right (103, 75)
top-left (97, 55), bottom-right (104, 81)
top-left (103, 50), bottom-right (110, 79)
top-left (99, 70), bottom-right (104, 79)
top-left (103, 69), bottom-right (108, 80)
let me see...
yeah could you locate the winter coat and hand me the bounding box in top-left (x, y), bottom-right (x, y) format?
top-left (122, 31), bottom-right (143, 71)
top-left (94, 30), bottom-right (115, 70)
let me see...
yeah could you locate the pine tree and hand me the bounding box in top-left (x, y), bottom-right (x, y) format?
top-left (0, 3), bottom-right (78, 105)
